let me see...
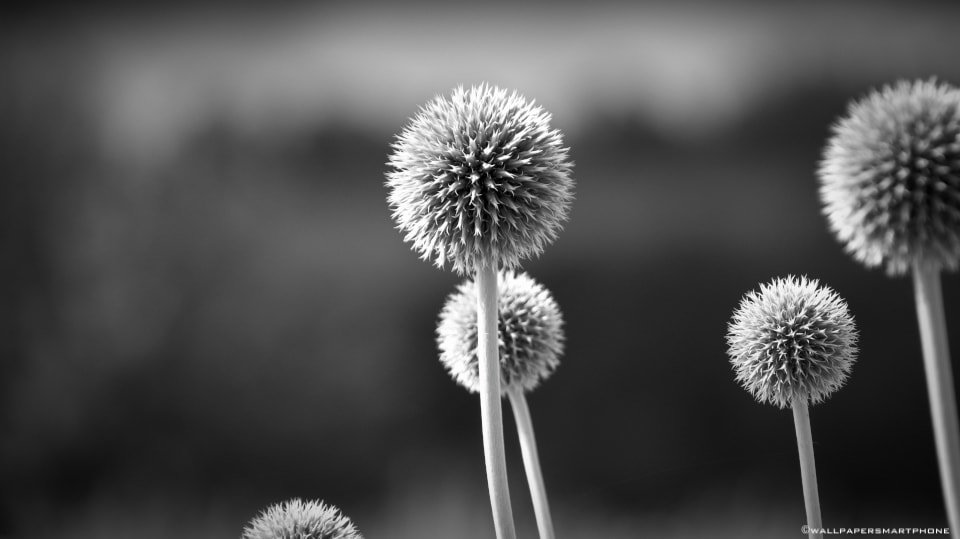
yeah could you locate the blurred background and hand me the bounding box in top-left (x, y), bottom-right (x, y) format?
top-left (3, 1), bottom-right (960, 537)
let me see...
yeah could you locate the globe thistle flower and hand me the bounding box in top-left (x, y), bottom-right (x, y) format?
top-left (242, 499), bottom-right (363, 539)
top-left (437, 270), bottom-right (564, 394)
top-left (819, 78), bottom-right (960, 276)
top-left (726, 276), bottom-right (858, 409)
top-left (438, 269), bottom-right (562, 539)
top-left (821, 80), bottom-right (960, 532)
top-left (386, 83), bottom-right (575, 274)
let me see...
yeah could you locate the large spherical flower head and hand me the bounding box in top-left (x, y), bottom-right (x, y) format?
top-left (243, 498), bottom-right (363, 539)
top-left (819, 78), bottom-right (960, 276)
top-left (726, 276), bottom-right (859, 409)
top-left (386, 83), bottom-right (575, 274)
top-left (437, 270), bottom-right (564, 393)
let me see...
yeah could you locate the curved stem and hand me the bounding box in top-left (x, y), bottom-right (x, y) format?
top-left (792, 398), bottom-right (822, 539)
top-left (912, 262), bottom-right (960, 532)
top-left (507, 387), bottom-right (556, 539)
top-left (477, 264), bottom-right (516, 539)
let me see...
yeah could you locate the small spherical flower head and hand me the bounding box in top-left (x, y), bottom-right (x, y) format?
top-left (437, 270), bottom-right (564, 394)
top-left (726, 276), bottom-right (858, 409)
top-left (386, 83), bottom-right (575, 274)
top-left (243, 498), bottom-right (363, 539)
top-left (819, 78), bottom-right (960, 275)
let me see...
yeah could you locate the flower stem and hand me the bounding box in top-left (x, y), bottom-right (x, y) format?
top-left (912, 262), bottom-right (960, 532)
top-left (792, 398), bottom-right (823, 539)
top-left (477, 263), bottom-right (516, 539)
top-left (507, 386), bottom-right (556, 539)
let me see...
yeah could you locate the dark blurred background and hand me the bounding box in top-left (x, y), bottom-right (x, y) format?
top-left (3, 1), bottom-right (960, 537)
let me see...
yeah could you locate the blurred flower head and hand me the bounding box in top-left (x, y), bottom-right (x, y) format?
top-left (819, 78), bottom-right (960, 275)
top-left (437, 270), bottom-right (564, 394)
top-left (726, 276), bottom-right (858, 409)
top-left (387, 83), bottom-right (574, 274)
top-left (243, 498), bottom-right (363, 539)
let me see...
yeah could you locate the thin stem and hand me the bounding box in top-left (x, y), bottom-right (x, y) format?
top-left (792, 398), bottom-right (823, 539)
top-left (912, 262), bottom-right (960, 533)
top-left (507, 387), bottom-right (556, 539)
top-left (477, 263), bottom-right (516, 539)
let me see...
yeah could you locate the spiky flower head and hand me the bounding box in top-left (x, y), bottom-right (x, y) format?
top-left (726, 276), bottom-right (858, 409)
top-left (386, 83), bottom-right (575, 274)
top-left (819, 78), bottom-right (960, 275)
top-left (242, 498), bottom-right (363, 539)
top-left (437, 270), bottom-right (564, 394)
